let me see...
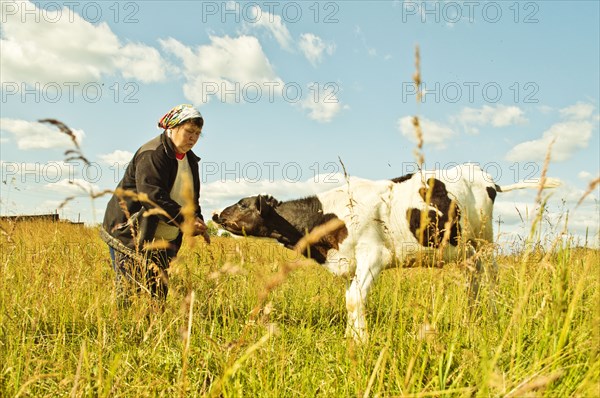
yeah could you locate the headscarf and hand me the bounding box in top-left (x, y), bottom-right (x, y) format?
top-left (158, 104), bottom-right (203, 130)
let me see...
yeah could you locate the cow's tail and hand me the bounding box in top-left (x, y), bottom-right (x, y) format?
top-left (496, 177), bottom-right (561, 193)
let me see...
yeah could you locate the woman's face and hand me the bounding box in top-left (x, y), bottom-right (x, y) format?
top-left (170, 121), bottom-right (202, 154)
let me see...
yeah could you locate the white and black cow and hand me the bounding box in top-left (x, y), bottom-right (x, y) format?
top-left (212, 163), bottom-right (560, 342)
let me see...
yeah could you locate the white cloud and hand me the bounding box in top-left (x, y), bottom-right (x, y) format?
top-left (239, 2), bottom-right (335, 63)
top-left (203, 173), bottom-right (346, 214)
top-left (537, 105), bottom-right (554, 114)
top-left (160, 34), bottom-right (343, 121)
top-left (98, 150), bottom-right (133, 167)
top-left (578, 171), bottom-right (594, 180)
top-left (243, 3), bottom-right (293, 51)
top-left (506, 120), bottom-right (594, 162)
top-left (492, 184), bottom-right (600, 249)
top-left (559, 102), bottom-right (595, 120)
top-left (37, 177), bottom-right (105, 222)
top-left (115, 43), bottom-right (169, 83)
top-left (299, 84), bottom-right (345, 123)
top-left (397, 116), bottom-right (457, 149)
top-left (505, 101), bottom-right (596, 163)
top-left (493, 200), bottom-right (532, 225)
top-left (298, 33), bottom-right (335, 66)
top-left (0, 118), bottom-right (85, 150)
top-left (0, 0), bottom-right (168, 86)
top-left (454, 105), bottom-right (527, 134)
top-left (160, 35), bottom-right (283, 104)
top-left (555, 184), bottom-right (599, 205)
top-left (44, 178), bottom-right (100, 196)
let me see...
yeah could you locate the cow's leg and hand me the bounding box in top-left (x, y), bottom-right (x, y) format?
top-left (468, 244), bottom-right (499, 315)
top-left (469, 259), bottom-right (482, 301)
top-left (466, 243), bottom-right (482, 302)
top-left (345, 247), bottom-right (387, 343)
top-left (485, 255), bottom-right (499, 316)
top-left (345, 277), bottom-right (369, 342)
top-left (482, 253), bottom-right (499, 290)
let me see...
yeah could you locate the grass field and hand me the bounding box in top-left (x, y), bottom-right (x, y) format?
top-left (0, 219), bottom-right (598, 397)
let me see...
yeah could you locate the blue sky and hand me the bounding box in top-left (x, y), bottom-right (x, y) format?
top-left (1, 0), bottom-right (599, 247)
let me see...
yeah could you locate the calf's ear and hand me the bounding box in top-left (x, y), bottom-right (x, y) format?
top-left (257, 195), bottom-right (277, 216)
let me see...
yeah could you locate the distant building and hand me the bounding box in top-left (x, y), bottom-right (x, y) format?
top-left (0, 213), bottom-right (60, 222)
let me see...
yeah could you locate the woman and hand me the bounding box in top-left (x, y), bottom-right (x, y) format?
top-left (100, 104), bottom-right (209, 306)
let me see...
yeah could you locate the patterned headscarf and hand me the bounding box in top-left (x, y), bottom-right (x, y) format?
top-left (158, 104), bottom-right (203, 130)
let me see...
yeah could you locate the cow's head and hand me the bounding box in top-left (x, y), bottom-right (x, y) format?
top-left (212, 195), bottom-right (280, 236)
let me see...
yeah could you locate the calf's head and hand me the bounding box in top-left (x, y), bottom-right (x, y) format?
top-left (212, 195), bottom-right (280, 236)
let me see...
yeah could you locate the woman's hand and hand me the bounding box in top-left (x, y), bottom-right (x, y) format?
top-left (193, 217), bottom-right (211, 244)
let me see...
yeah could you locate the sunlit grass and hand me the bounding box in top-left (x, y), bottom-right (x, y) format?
top-left (1, 220), bottom-right (598, 397)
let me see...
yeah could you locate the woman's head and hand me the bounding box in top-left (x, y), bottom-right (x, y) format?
top-left (158, 104), bottom-right (203, 130)
top-left (169, 119), bottom-right (202, 154)
top-left (158, 104), bottom-right (204, 154)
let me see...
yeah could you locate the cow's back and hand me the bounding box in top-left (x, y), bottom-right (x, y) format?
top-left (312, 166), bottom-right (497, 273)
top-left (391, 164), bottom-right (497, 250)
top-left (429, 164), bottom-right (496, 244)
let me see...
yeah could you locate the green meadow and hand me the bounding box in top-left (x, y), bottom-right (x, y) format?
top-left (1, 219), bottom-right (598, 397)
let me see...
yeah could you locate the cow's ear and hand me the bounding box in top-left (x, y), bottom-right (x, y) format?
top-left (257, 195), bottom-right (272, 216)
top-left (267, 195), bottom-right (280, 207)
top-left (257, 195), bottom-right (278, 216)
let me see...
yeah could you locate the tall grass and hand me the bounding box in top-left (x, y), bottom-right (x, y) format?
top-left (1, 219), bottom-right (598, 397)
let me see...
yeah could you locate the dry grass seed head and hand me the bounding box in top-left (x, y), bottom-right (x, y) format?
top-left (535, 137), bottom-right (556, 205)
top-left (39, 119), bottom-right (90, 165)
top-left (576, 176), bottom-right (599, 208)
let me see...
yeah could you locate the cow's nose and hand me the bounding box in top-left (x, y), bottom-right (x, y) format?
top-left (212, 212), bottom-right (221, 223)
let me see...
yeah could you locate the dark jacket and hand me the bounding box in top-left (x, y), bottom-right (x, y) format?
top-left (101, 132), bottom-right (203, 254)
